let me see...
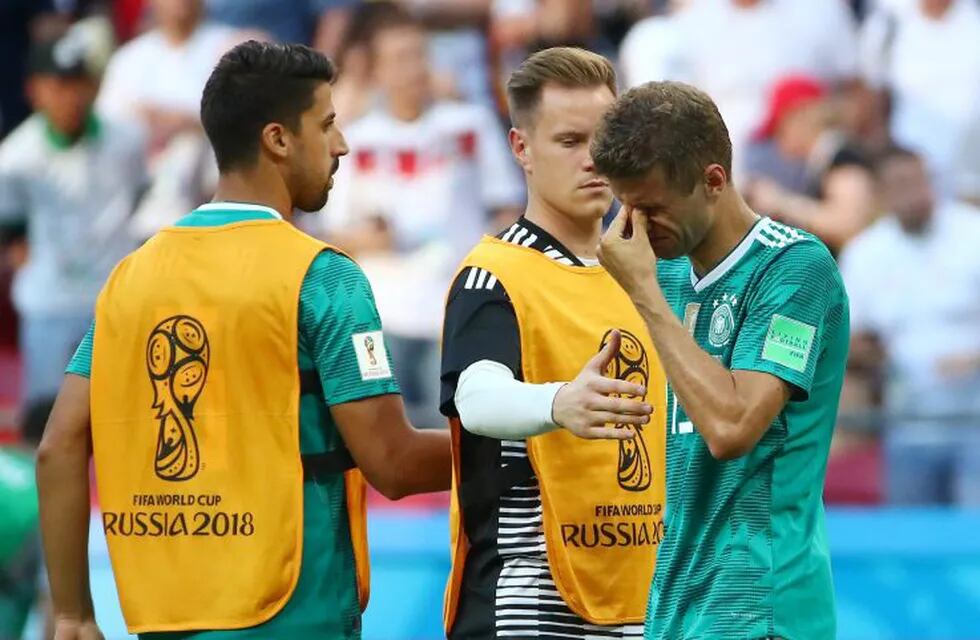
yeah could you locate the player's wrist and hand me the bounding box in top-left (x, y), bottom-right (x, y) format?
top-left (634, 282), bottom-right (669, 320)
top-left (550, 383), bottom-right (570, 427)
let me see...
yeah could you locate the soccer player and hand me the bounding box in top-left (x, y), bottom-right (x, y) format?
top-left (35, 41), bottom-right (450, 640)
top-left (440, 47), bottom-right (666, 639)
top-left (592, 81), bottom-right (849, 640)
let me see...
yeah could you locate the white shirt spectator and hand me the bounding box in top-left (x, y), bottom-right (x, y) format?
top-left (320, 101), bottom-right (524, 339)
top-left (620, 0), bottom-right (858, 179)
top-left (96, 22), bottom-right (242, 127)
top-left (839, 201), bottom-right (980, 420)
top-left (96, 23), bottom-right (245, 235)
top-left (618, 14), bottom-right (686, 90)
top-left (859, 0), bottom-right (980, 194)
top-left (0, 113), bottom-right (145, 316)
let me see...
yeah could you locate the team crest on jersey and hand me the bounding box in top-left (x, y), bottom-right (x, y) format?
top-left (708, 293), bottom-right (738, 348)
top-left (599, 329), bottom-right (652, 492)
top-left (146, 316), bottom-right (210, 482)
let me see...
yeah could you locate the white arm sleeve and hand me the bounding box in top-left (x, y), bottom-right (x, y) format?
top-left (454, 359), bottom-right (565, 440)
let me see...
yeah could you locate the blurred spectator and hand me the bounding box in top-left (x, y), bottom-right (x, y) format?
top-left (112, 0), bottom-right (147, 42)
top-left (492, 0), bottom-right (596, 50)
top-left (859, 0), bottom-right (980, 196)
top-left (319, 10), bottom-right (523, 428)
top-left (96, 0), bottom-right (245, 155)
top-left (839, 147), bottom-right (980, 505)
top-left (833, 77), bottom-right (892, 160)
top-left (593, 0), bottom-right (658, 48)
top-left (490, 0), bottom-right (597, 106)
top-left (0, 0), bottom-right (58, 137)
top-left (97, 0), bottom-right (250, 234)
top-left (0, 399), bottom-right (53, 640)
top-left (620, 0), bottom-right (859, 179)
top-left (745, 75), bottom-right (876, 252)
top-left (331, 1), bottom-right (399, 126)
top-left (0, 29), bottom-right (145, 406)
top-left (402, 0), bottom-right (495, 108)
top-left (205, 0), bottom-right (357, 50)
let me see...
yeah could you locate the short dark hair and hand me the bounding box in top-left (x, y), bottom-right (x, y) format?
top-left (591, 81), bottom-right (733, 193)
top-left (200, 41), bottom-right (337, 172)
top-left (506, 47), bottom-right (617, 128)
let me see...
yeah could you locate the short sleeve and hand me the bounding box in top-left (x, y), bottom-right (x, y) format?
top-left (298, 251), bottom-right (400, 406)
top-left (731, 242), bottom-right (845, 400)
top-left (66, 323), bottom-right (95, 378)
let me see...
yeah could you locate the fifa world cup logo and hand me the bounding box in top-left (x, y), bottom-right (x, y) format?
top-left (146, 316), bottom-right (210, 481)
top-left (600, 329), bottom-right (652, 492)
top-left (364, 335), bottom-right (377, 366)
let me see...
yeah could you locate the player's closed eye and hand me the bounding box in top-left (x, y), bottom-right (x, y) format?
top-left (556, 133), bottom-right (583, 148)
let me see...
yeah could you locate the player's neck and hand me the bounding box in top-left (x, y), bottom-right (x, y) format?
top-left (213, 170), bottom-right (293, 221)
top-left (524, 199), bottom-right (601, 259)
top-left (689, 191), bottom-right (759, 278)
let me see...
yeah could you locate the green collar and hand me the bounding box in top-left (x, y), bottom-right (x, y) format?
top-left (44, 112), bottom-right (101, 150)
top-left (175, 202), bottom-right (283, 228)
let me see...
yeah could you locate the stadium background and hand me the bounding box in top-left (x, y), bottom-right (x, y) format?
top-left (2, 0), bottom-right (980, 638)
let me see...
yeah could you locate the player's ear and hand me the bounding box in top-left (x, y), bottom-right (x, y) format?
top-left (703, 163), bottom-right (727, 201)
top-left (509, 127), bottom-right (531, 172)
top-left (261, 122), bottom-right (290, 162)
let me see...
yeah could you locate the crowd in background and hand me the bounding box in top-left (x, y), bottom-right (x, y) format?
top-left (1, 0), bottom-right (980, 510)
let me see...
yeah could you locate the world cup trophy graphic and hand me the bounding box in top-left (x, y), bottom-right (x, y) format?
top-left (146, 316), bottom-right (210, 481)
top-left (599, 329), bottom-right (652, 492)
top-left (364, 335), bottom-right (378, 366)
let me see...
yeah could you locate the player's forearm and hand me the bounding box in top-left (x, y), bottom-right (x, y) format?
top-left (632, 283), bottom-right (750, 453)
top-left (390, 428), bottom-right (452, 498)
top-left (36, 440), bottom-right (95, 621)
top-left (456, 360), bottom-right (562, 439)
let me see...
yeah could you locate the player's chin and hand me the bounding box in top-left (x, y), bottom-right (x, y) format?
top-left (582, 188), bottom-right (613, 207)
top-left (573, 195), bottom-right (612, 218)
top-left (296, 187), bottom-right (331, 213)
top-left (650, 236), bottom-right (681, 259)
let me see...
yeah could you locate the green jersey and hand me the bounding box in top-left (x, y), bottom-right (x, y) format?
top-left (647, 218), bottom-right (849, 640)
top-left (67, 203), bottom-right (400, 640)
top-left (0, 447), bottom-right (40, 639)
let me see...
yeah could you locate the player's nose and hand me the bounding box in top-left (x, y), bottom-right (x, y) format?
top-left (333, 130), bottom-right (349, 157)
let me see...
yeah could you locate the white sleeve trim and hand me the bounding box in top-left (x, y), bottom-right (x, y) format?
top-left (454, 360), bottom-right (565, 440)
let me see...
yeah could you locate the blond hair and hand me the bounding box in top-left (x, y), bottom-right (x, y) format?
top-left (506, 47), bottom-right (617, 128)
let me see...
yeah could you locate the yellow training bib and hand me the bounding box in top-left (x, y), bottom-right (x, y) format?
top-left (444, 237), bottom-right (667, 628)
top-left (91, 219), bottom-right (368, 633)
